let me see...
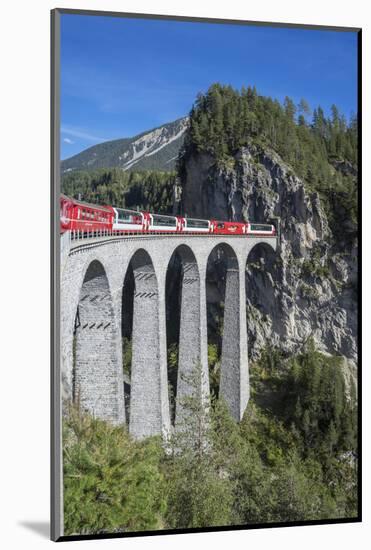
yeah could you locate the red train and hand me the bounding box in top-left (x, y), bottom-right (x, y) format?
top-left (60, 194), bottom-right (276, 237)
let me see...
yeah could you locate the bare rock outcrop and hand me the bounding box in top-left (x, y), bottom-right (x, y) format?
top-left (180, 144), bottom-right (357, 365)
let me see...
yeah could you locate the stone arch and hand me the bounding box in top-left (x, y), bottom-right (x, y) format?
top-left (246, 241), bottom-right (277, 312)
top-left (165, 244), bottom-right (209, 428)
top-left (246, 240), bottom-right (276, 265)
top-left (206, 243), bottom-right (248, 421)
top-left (245, 241), bottom-right (278, 356)
top-left (73, 259), bottom-right (125, 424)
top-left (121, 262), bottom-right (135, 425)
top-left (127, 248), bottom-right (170, 439)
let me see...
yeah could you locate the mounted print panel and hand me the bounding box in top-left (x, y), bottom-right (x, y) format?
top-left (51, 8), bottom-right (361, 542)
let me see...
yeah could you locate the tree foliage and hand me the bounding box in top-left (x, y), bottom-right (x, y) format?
top-left (181, 83), bottom-right (357, 169)
top-left (163, 364), bottom-right (234, 528)
top-left (63, 406), bottom-right (166, 535)
top-left (63, 342), bottom-right (358, 535)
top-left (62, 168), bottom-right (177, 214)
top-left (178, 83), bottom-right (358, 235)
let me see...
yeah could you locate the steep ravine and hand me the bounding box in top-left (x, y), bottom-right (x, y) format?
top-left (179, 144), bottom-right (358, 369)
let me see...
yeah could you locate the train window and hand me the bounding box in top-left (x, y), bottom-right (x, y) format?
top-left (250, 224), bottom-right (271, 232)
top-left (151, 214), bottom-right (176, 227)
top-left (116, 208), bottom-right (142, 224)
top-left (217, 223), bottom-right (224, 229)
top-left (186, 218), bottom-right (209, 229)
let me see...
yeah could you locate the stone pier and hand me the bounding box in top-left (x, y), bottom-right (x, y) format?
top-left (219, 247), bottom-right (249, 420)
top-left (175, 247), bottom-right (210, 429)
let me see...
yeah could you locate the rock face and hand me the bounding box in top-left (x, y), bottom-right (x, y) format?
top-left (180, 144), bottom-right (358, 365)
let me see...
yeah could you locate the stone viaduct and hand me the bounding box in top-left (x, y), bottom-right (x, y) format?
top-left (61, 233), bottom-right (276, 439)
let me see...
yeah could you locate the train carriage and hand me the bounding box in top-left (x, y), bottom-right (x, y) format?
top-left (148, 213), bottom-right (178, 232)
top-left (112, 207), bottom-right (144, 232)
top-left (211, 220), bottom-right (246, 235)
top-left (182, 217), bottom-right (211, 233)
top-left (60, 194), bottom-right (113, 234)
top-left (246, 222), bottom-right (275, 236)
top-left (60, 194), bottom-right (276, 238)
top-left (60, 195), bottom-right (73, 233)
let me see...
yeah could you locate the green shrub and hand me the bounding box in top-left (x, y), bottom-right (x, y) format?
top-left (63, 341), bottom-right (358, 534)
top-left (63, 406), bottom-right (166, 535)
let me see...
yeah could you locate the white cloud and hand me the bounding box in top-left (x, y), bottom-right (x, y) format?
top-left (61, 125), bottom-right (110, 143)
top-left (63, 137), bottom-right (74, 144)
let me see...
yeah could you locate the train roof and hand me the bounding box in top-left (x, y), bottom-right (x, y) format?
top-left (61, 194), bottom-right (113, 213)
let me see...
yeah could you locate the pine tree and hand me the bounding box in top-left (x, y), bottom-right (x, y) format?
top-left (63, 405), bottom-right (166, 535)
top-left (164, 363), bottom-right (233, 529)
top-left (298, 98), bottom-right (311, 118)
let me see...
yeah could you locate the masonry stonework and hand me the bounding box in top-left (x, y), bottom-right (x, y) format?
top-left (74, 260), bottom-right (125, 424)
top-left (218, 246), bottom-right (249, 420)
top-left (60, 235), bottom-right (276, 437)
top-left (175, 246), bottom-right (210, 430)
top-left (129, 249), bottom-right (169, 439)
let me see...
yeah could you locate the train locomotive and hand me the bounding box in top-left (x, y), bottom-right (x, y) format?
top-left (60, 194), bottom-right (276, 237)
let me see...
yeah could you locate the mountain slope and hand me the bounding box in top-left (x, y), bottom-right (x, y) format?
top-left (61, 117), bottom-right (188, 173)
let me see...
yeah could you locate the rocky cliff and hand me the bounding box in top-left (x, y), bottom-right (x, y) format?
top-left (179, 144), bottom-right (358, 367)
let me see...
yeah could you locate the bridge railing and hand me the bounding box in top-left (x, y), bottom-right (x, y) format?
top-left (70, 229), bottom-right (119, 240)
top-left (65, 229), bottom-right (278, 241)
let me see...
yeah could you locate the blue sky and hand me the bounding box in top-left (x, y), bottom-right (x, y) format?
top-left (60, 14), bottom-right (358, 160)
